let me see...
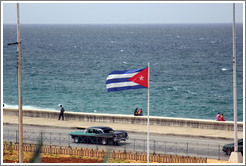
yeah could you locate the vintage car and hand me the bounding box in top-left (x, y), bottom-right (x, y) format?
top-left (222, 138), bottom-right (243, 155)
top-left (69, 126), bottom-right (128, 145)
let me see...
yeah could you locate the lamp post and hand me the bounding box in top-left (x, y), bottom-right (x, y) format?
top-left (229, 3), bottom-right (243, 163)
top-left (16, 3), bottom-right (23, 163)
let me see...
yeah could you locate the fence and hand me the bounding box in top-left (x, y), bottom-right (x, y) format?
top-left (2, 129), bottom-right (228, 160)
top-left (3, 143), bottom-right (207, 163)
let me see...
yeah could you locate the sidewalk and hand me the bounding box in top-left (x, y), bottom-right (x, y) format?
top-left (3, 114), bottom-right (243, 140)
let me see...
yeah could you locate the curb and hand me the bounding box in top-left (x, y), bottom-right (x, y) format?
top-left (3, 122), bottom-right (234, 140)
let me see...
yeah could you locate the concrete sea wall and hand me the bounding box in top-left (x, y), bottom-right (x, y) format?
top-left (3, 108), bottom-right (243, 131)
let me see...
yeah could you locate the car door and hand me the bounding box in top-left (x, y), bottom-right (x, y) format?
top-left (238, 139), bottom-right (243, 153)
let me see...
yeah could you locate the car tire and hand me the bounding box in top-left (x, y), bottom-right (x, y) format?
top-left (101, 138), bottom-right (107, 145)
top-left (227, 148), bottom-right (232, 155)
top-left (74, 137), bottom-right (79, 143)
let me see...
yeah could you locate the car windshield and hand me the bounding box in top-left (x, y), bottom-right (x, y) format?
top-left (86, 129), bottom-right (95, 133)
top-left (102, 128), bottom-right (114, 133)
top-left (238, 139), bottom-right (243, 145)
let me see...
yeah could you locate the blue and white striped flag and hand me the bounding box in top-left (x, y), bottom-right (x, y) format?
top-left (106, 67), bottom-right (148, 92)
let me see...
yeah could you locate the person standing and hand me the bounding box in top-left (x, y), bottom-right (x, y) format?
top-left (58, 105), bottom-right (65, 120)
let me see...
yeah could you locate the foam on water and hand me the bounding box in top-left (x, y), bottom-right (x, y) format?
top-left (4, 104), bottom-right (57, 111)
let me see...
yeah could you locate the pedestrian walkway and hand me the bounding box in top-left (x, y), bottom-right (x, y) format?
top-left (3, 114), bottom-right (243, 140)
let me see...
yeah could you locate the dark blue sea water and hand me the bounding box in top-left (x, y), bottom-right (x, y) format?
top-left (3, 24), bottom-right (244, 121)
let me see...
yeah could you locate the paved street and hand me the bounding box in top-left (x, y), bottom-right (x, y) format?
top-left (3, 114), bottom-right (243, 161)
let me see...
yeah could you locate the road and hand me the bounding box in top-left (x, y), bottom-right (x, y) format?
top-left (3, 124), bottom-right (232, 160)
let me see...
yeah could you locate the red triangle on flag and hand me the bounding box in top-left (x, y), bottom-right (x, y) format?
top-left (128, 67), bottom-right (148, 88)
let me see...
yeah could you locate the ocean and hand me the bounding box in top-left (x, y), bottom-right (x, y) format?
top-left (3, 24), bottom-right (244, 121)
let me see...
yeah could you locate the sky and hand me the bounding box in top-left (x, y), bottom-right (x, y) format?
top-left (2, 2), bottom-right (244, 24)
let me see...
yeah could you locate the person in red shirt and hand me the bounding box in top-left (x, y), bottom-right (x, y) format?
top-left (220, 113), bottom-right (225, 121)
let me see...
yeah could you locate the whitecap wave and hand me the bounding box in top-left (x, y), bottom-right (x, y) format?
top-left (2, 104), bottom-right (18, 109)
top-left (167, 87), bottom-right (178, 91)
top-left (187, 90), bottom-right (196, 95)
top-left (3, 104), bottom-right (57, 111)
top-left (173, 87), bottom-right (178, 91)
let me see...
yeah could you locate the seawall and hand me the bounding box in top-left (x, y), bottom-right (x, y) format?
top-left (3, 108), bottom-right (243, 131)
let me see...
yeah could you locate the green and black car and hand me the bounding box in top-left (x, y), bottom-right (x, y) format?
top-left (69, 126), bottom-right (128, 145)
top-left (222, 139), bottom-right (243, 155)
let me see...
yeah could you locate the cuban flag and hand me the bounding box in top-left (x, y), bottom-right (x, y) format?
top-left (106, 67), bottom-right (148, 92)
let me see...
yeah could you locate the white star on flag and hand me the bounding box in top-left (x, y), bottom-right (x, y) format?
top-left (139, 75), bottom-right (144, 81)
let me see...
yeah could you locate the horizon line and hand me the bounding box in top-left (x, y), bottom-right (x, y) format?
top-left (3, 22), bottom-right (244, 25)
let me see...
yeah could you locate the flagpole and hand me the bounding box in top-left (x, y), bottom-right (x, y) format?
top-left (147, 63), bottom-right (150, 163)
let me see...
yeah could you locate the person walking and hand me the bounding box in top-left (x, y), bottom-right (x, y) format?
top-left (58, 104), bottom-right (65, 120)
